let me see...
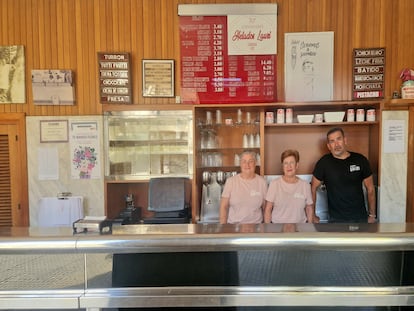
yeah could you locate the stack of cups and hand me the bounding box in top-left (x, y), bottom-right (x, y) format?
top-left (285, 108), bottom-right (293, 123)
top-left (366, 109), bottom-right (376, 122)
top-left (356, 109), bottom-right (365, 122)
top-left (276, 108), bottom-right (285, 124)
top-left (347, 109), bottom-right (355, 122)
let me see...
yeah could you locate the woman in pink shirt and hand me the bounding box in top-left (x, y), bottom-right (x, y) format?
top-left (219, 150), bottom-right (267, 224)
top-left (264, 149), bottom-right (314, 223)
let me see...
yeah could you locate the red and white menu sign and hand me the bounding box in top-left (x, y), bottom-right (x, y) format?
top-left (180, 16), bottom-right (277, 104)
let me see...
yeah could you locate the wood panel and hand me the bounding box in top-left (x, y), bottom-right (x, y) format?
top-left (0, 0), bottom-right (412, 115)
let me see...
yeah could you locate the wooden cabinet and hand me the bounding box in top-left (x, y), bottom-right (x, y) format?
top-left (262, 101), bottom-right (380, 180)
top-left (103, 101), bottom-right (381, 223)
top-left (192, 101), bottom-right (381, 222)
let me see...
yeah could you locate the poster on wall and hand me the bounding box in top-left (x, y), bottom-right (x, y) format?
top-left (0, 45), bottom-right (25, 103)
top-left (179, 6), bottom-right (277, 104)
top-left (32, 70), bottom-right (75, 105)
top-left (70, 121), bottom-right (101, 179)
top-left (284, 32), bottom-right (334, 102)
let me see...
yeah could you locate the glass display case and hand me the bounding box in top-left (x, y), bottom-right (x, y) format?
top-left (104, 110), bottom-right (193, 180)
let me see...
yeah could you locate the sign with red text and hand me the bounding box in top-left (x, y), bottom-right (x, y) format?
top-left (352, 47), bottom-right (385, 100)
top-left (179, 16), bottom-right (276, 104)
top-left (227, 15), bottom-right (277, 55)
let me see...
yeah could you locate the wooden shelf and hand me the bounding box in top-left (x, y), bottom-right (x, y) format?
top-left (264, 121), bottom-right (379, 127)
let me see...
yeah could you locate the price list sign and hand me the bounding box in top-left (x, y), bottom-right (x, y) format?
top-left (180, 16), bottom-right (276, 104)
top-left (352, 48), bottom-right (385, 100)
top-left (98, 52), bottom-right (132, 104)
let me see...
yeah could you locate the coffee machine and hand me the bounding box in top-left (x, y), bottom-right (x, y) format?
top-left (199, 171), bottom-right (234, 223)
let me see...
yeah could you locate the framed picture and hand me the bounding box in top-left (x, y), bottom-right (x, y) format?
top-left (284, 31), bottom-right (334, 102)
top-left (142, 59), bottom-right (175, 97)
top-left (32, 70), bottom-right (75, 105)
top-left (40, 120), bottom-right (69, 143)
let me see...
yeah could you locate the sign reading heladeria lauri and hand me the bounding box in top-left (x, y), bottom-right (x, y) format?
top-left (352, 47), bottom-right (385, 100)
top-left (98, 52), bottom-right (132, 104)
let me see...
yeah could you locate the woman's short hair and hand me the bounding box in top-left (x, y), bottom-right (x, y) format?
top-left (280, 149), bottom-right (299, 163)
top-left (241, 150), bottom-right (257, 160)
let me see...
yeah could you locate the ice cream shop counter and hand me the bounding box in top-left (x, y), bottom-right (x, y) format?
top-left (1, 223), bottom-right (414, 310)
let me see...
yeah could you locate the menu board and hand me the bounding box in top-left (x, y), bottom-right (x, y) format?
top-left (98, 52), bottom-right (132, 104)
top-left (180, 16), bottom-right (276, 104)
top-left (352, 48), bottom-right (385, 100)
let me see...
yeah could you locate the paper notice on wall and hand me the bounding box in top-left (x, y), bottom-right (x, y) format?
top-left (69, 121), bottom-right (101, 179)
top-left (383, 119), bottom-right (406, 153)
top-left (38, 147), bottom-right (59, 180)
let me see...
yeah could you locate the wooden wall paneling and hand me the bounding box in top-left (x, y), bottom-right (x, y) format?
top-left (86, 0), bottom-right (97, 114)
top-left (0, 0), bottom-right (412, 115)
top-left (333, 0), bottom-right (352, 100)
top-left (112, 0), bottom-right (121, 51)
top-left (23, 0), bottom-right (32, 114)
top-left (130, 0), bottom-right (141, 105)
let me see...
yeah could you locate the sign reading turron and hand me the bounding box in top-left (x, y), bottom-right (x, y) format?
top-left (98, 52), bottom-right (132, 104)
top-left (352, 47), bottom-right (385, 100)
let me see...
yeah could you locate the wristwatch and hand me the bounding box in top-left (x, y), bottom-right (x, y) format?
top-left (368, 214), bottom-right (376, 218)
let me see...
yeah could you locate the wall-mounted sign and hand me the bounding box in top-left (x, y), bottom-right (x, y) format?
top-left (98, 52), bottom-right (132, 104)
top-left (352, 48), bottom-right (385, 100)
top-left (178, 3), bottom-right (277, 105)
top-left (142, 59), bottom-right (175, 97)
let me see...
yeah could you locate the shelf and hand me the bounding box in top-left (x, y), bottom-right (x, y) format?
top-left (264, 121), bottom-right (379, 127)
top-left (109, 140), bottom-right (188, 146)
top-left (199, 147), bottom-right (260, 152)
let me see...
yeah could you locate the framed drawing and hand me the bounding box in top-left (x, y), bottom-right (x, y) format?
top-left (142, 59), bottom-right (175, 97)
top-left (0, 45), bottom-right (25, 103)
top-left (284, 32), bottom-right (334, 102)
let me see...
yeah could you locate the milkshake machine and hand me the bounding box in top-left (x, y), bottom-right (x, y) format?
top-left (199, 171), bottom-right (235, 223)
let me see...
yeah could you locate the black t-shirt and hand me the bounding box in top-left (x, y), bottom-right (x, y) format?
top-left (313, 152), bottom-right (372, 222)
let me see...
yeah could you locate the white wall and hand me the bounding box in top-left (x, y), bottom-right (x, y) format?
top-left (26, 116), bottom-right (105, 227)
top-left (379, 110), bottom-right (408, 223)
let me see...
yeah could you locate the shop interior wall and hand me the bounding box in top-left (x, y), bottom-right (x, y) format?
top-left (0, 0), bottom-right (413, 115)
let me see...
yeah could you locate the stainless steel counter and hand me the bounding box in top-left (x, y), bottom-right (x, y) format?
top-left (1, 223), bottom-right (414, 310)
top-left (1, 223), bottom-right (414, 253)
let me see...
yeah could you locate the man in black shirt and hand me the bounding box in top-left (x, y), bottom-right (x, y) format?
top-left (311, 127), bottom-right (376, 223)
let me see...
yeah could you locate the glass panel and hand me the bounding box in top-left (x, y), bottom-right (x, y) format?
top-left (104, 110), bottom-right (193, 179)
